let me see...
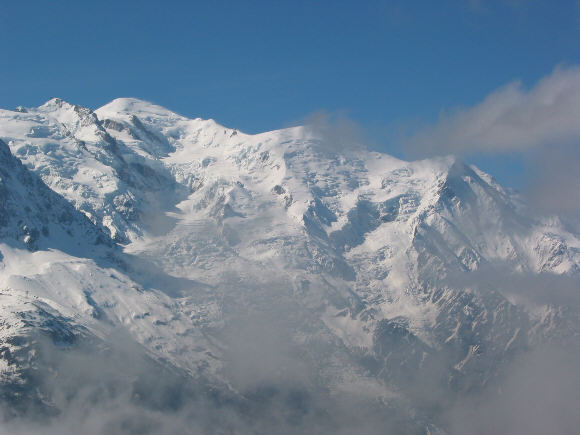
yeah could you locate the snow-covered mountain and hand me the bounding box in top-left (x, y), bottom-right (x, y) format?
top-left (0, 98), bottom-right (578, 434)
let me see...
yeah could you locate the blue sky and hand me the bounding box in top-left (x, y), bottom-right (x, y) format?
top-left (1, 0), bottom-right (579, 191)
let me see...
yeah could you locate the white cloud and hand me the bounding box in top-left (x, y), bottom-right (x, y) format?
top-left (407, 65), bottom-right (580, 155)
top-left (406, 65), bottom-right (580, 216)
top-left (303, 110), bottom-right (366, 154)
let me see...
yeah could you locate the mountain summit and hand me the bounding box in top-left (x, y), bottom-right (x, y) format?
top-left (0, 99), bottom-right (578, 433)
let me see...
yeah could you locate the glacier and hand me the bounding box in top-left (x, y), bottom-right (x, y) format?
top-left (0, 98), bottom-right (578, 434)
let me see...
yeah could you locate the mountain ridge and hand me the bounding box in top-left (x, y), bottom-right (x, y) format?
top-left (0, 98), bottom-right (578, 434)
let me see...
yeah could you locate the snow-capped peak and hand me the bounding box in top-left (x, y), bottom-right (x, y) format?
top-left (96, 97), bottom-right (187, 122)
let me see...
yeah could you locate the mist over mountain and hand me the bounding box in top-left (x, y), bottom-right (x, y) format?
top-left (0, 98), bottom-right (578, 434)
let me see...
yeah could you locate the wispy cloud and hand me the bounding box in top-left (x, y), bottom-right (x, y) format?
top-left (407, 65), bottom-right (580, 155)
top-left (302, 110), bottom-right (367, 154)
top-left (406, 65), bottom-right (580, 215)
